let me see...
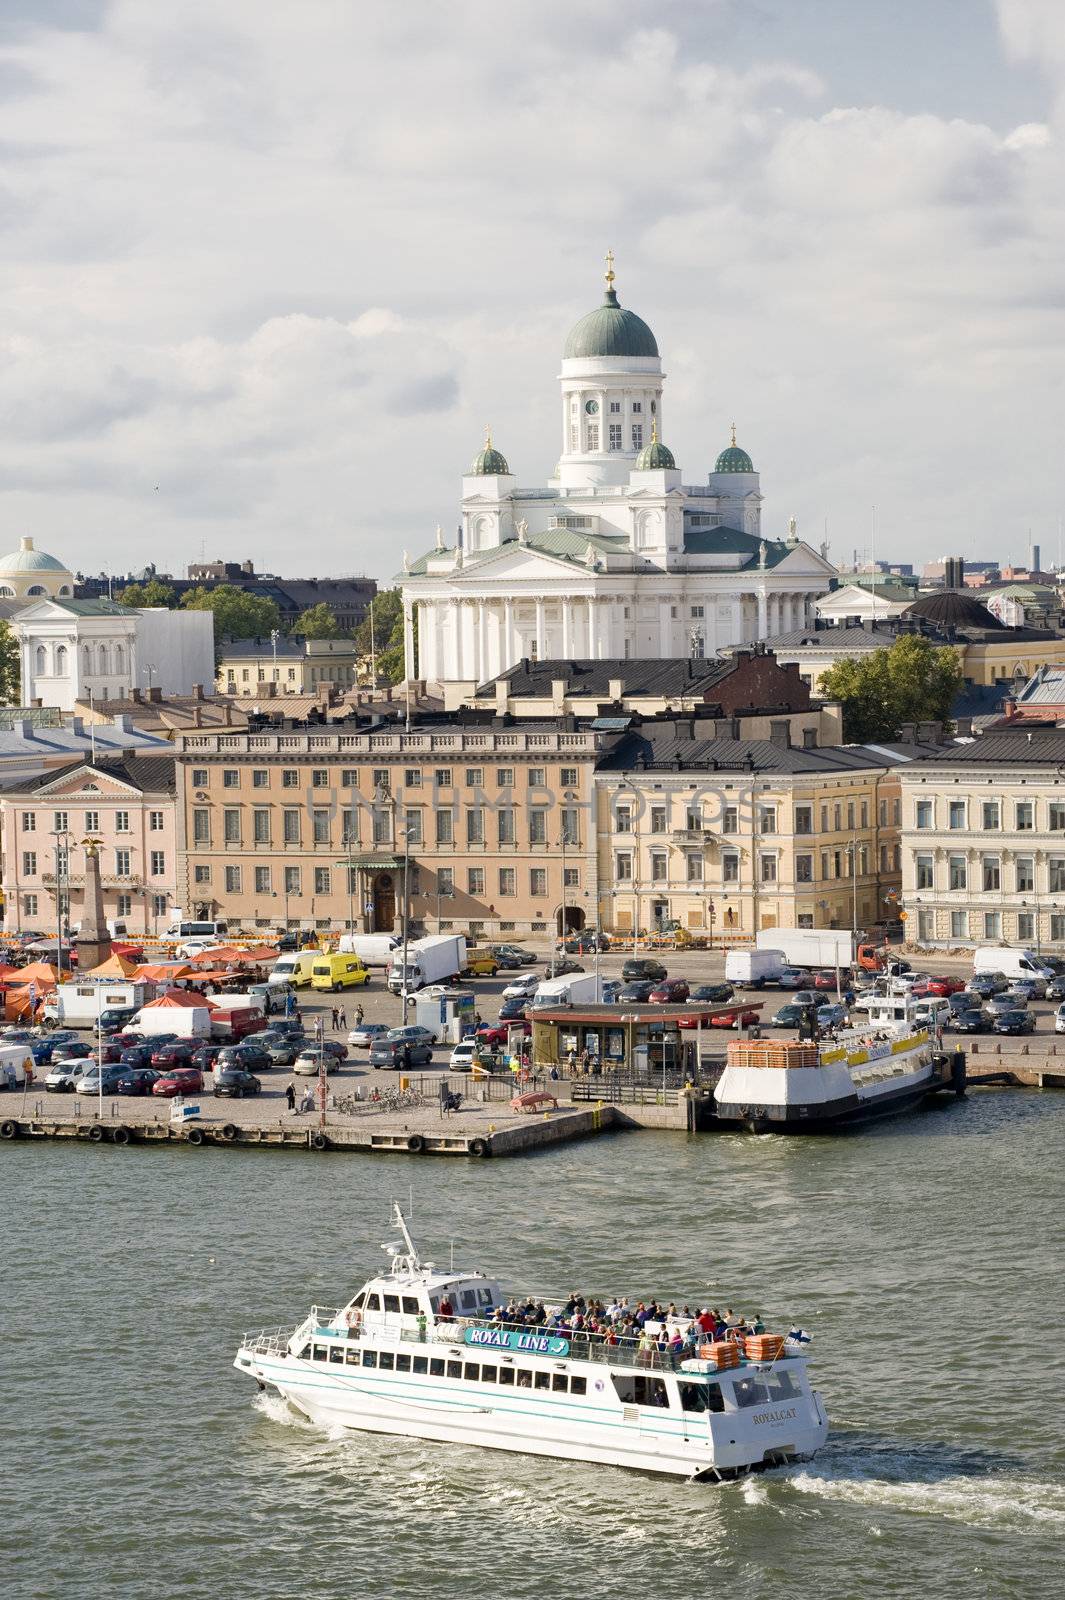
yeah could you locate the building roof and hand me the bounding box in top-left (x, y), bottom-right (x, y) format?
top-left (904, 590), bottom-right (1005, 630)
top-left (475, 656), bottom-right (743, 701)
top-left (468, 430), bottom-right (510, 476)
top-left (0, 753), bottom-right (176, 796)
top-left (908, 730), bottom-right (1065, 766)
top-left (682, 526), bottom-right (791, 566)
top-left (713, 426), bottom-right (755, 474)
top-left (218, 635), bottom-right (357, 659)
top-left (597, 730), bottom-right (938, 774)
top-left (768, 620), bottom-right (903, 651)
top-left (634, 433), bottom-right (676, 471)
top-left (0, 717), bottom-right (171, 767)
top-left (563, 287), bottom-right (659, 360)
top-left (1011, 665), bottom-right (1065, 705)
top-left (35, 597), bottom-right (134, 617)
top-left (0, 536), bottom-right (71, 575)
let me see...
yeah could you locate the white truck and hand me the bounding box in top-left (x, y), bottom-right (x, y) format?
top-left (41, 981), bottom-right (156, 1027)
top-left (337, 933), bottom-right (400, 969)
top-left (529, 973), bottom-right (601, 1010)
top-left (387, 935), bottom-right (467, 993)
top-left (972, 945), bottom-right (1055, 981)
top-left (755, 928), bottom-right (856, 969)
top-left (268, 951), bottom-right (318, 988)
top-left (724, 948), bottom-right (786, 988)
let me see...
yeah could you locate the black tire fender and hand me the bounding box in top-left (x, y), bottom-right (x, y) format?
top-left (186, 1127), bottom-right (206, 1147)
top-left (310, 1131), bottom-right (329, 1151)
top-left (221, 1123), bottom-right (239, 1142)
top-left (0, 1119), bottom-right (17, 1140)
top-left (406, 1134), bottom-right (425, 1153)
top-left (112, 1125), bottom-right (133, 1146)
top-left (88, 1124), bottom-right (105, 1143)
top-left (469, 1137), bottom-right (491, 1159)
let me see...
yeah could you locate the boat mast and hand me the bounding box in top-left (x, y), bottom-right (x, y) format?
top-left (391, 1200), bottom-right (421, 1271)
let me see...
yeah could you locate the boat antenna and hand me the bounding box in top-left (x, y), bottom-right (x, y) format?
top-left (450, 1239), bottom-right (455, 1273)
top-left (390, 1199), bottom-right (420, 1269)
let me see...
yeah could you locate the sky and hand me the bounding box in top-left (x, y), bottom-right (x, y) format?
top-left (1, 0), bottom-right (1064, 585)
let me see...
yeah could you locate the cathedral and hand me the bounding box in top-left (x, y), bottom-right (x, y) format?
top-left (399, 260), bottom-right (835, 685)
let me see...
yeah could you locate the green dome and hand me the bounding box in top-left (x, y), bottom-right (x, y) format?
top-left (714, 428), bottom-right (755, 474)
top-left (0, 535), bottom-right (71, 574)
top-left (468, 430), bottom-right (510, 476)
top-left (635, 433), bottom-right (675, 471)
top-left (564, 288), bottom-right (659, 360)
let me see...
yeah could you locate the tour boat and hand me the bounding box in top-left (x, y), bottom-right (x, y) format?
top-left (234, 1205), bottom-right (828, 1480)
top-left (713, 991), bottom-right (964, 1133)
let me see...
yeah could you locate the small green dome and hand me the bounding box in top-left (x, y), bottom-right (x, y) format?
top-left (714, 426), bottom-right (754, 474)
top-left (564, 287), bottom-right (659, 361)
top-left (635, 433), bottom-right (675, 471)
top-left (468, 429), bottom-right (510, 476)
top-left (0, 535), bottom-right (71, 575)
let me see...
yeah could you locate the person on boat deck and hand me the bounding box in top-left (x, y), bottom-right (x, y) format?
top-left (438, 1294), bottom-right (455, 1319)
top-left (752, 1314), bottom-right (765, 1334)
top-left (696, 1308), bottom-right (715, 1335)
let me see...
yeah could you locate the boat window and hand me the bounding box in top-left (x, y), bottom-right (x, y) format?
top-left (764, 1370), bottom-right (801, 1402)
top-left (402, 1296), bottom-right (420, 1315)
top-left (499, 1367), bottom-right (515, 1386)
top-left (570, 1375), bottom-right (587, 1396)
top-left (460, 1290), bottom-right (477, 1310)
top-left (447, 1361), bottom-right (462, 1379)
top-left (351, 1292), bottom-right (366, 1310)
top-left (396, 1353), bottom-right (411, 1372)
top-left (463, 1363), bottom-right (480, 1381)
top-left (361, 1351), bottom-right (377, 1368)
top-left (678, 1380), bottom-right (723, 1413)
top-left (480, 1364), bottom-right (497, 1384)
top-left (429, 1296), bottom-right (440, 1312)
top-left (329, 1346), bottom-right (345, 1364)
top-left (732, 1376), bottom-right (769, 1409)
top-left (312, 1345), bottom-right (329, 1362)
top-left (365, 1293), bottom-right (381, 1312)
top-left (345, 1349), bottom-right (360, 1366)
top-left (534, 1371), bottom-right (550, 1391)
top-left (379, 1351), bottom-right (395, 1371)
top-left (383, 1294), bottom-right (401, 1314)
top-left (296, 1345), bottom-right (311, 1360)
top-left (611, 1374), bottom-right (670, 1408)
top-left (552, 1374), bottom-right (567, 1393)
top-left (516, 1370), bottom-right (532, 1388)
top-left (430, 1358), bottom-right (445, 1377)
top-left (412, 1356), bottom-right (428, 1375)
top-left (477, 1288), bottom-right (494, 1305)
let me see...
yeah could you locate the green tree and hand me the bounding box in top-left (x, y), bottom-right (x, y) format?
top-left (180, 583), bottom-right (281, 642)
top-left (819, 634), bottom-right (963, 743)
top-left (292, 602), bottom-right (345, 639)
top-left (0, 620), bottom-right (20, 704)
top-left (353, 588), bottom-right (412, 684)
top-left (116, 578), bottom-right (177, 608)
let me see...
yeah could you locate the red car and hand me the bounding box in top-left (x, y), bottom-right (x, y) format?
top-left (151, 1039), bottom-right (202, 1068)
top-left (709, 1005), bottom-right (762, 1029)
top-left (648, 978), bottom-right (690, 1003)
top-left (922, 975), bottom-right (967, 997)
top-left (812, 970), bottom-right (839, 990)
top-left (152, 1066), bottom-right (204, 1097)
top-left (476, 1021), bottom-right (532, 1047)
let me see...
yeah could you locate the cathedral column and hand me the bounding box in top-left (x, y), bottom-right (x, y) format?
top-left (403, 601), bottom-right (415, 683)
top-left (730, 597), bottom-right (743, 646)
top-left (659, 599), bottom-right (672, 656)
top-left (586, 597), bottom-right (596, 658)
top-left (757, 590), bottom-right (768, 639)
top-left (535, 599), bottom-right (546, 661)
top-left (477, 601), bottom-right (488, 683)
top-left (452, 600), bottom-right (464, 680)
top-left (503, 599), bottom-right (514, 672)
top-left (561, 599), bottom-right (572, 659)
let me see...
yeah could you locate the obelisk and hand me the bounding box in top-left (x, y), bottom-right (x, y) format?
top-left (76, 838), bottom-right (112, 971)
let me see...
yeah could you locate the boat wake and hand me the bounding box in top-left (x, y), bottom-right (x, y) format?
top-left (251, 1390), bottom-right (317, 1432)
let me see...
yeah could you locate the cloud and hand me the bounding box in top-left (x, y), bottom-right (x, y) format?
top-left (0, 0), bottom-right (1062, 578)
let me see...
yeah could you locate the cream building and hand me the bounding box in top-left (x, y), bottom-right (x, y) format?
top-left (400, 261), bottom-right (835, 686)
top-left (900, 730), bottom-right (1065, 949)
top-left (0, 536), bottom-right (74, 601)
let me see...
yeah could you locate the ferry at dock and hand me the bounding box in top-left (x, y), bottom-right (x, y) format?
top-left (713, 992), bottom-right (965, 1133)
top-left (234, 1205), bottom-right (828, 1480)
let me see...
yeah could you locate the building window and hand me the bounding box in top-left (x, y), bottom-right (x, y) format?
top-left (222, 770), bottom-right (240, 789)
top-left (283, 810), bottom-right (300, 845)
top-left (686, 854), bottom-right (703, 883)
top-left (192, 810), bottom-right (210, 844)
top-left (22, 851), bottom-right (37, 876)
top-left (980, 800), bottom-right (999, 830)
top-left (148, 810), bottom-right (164, 830)
top-left (586, 423), bottom-right (599, 450)
top-left (312, 810), bottom-right (330, 845)
top-left (846, 802), bottom-right (855, 830)
top-left (916, 853), bottom-right (934, 889)
top-left (224, 810), bottom-right (241, 845)
top-left (281, 770), bottom-right (299, 789)
top-left (563, 866), bottom-right (579, 888)
top-left (948, 854), bottom-right (967, 891)
top-left (252, 770), bottom-right (269, 789)
top-left (191, 770), bottom-right (208, 789)
top-left (194, 865), bottom-right (211, 884)
top-left (529, 810), bottom-right (547, 845)
top-left (760, 854), bottom-right (777, 883)
top-left (152, 894), bottom-right (167, 917)
top-left (314, 867), bottom-right (331, 894)
top-left (499, 867), bottom-right (516, 896)
top-left (1050, 857), bottom-right (1065, 894)
top-left (1015, 801), bottom-right (1034, 831)
top-left (982, 857), bottom-right (1000, 891)
top-left (341, 769), bottom-right (358, 788)
top-left (371, 769), bottom-right (389, 792)
top-left (615, 805), bottom-right (632, 834)
top-left (150, 851), bottom-right (165, 876)
top-left (796, 853), bottom-right (813, 882)
top-left (915, 799), bottom-right (933, 829)
top-left (1052, 913), bottom-right (1065, 942)
top-left (466, 809), bottom-right (484, 846)
top-left (253, 809), bottom-right (270, 845)
top-left (860, 801), bottom-right (868, 828)
top-left (560, 767), bottom-right (578, 788)
top-left (309, 769), bottom-right (328, 789)
top-left (722, 852), bottom-right (739, 883)
top-left (435, 769), bottom-right (453, 788)
top-left (561, 807), bottom-right (579, 846)
top-left (984, 911), bottom-right (1001, 940)
top-left (530, 867), bottom-right (547, 897)
top-left (615, 853), bottom-right (632, 881)
top-left (496, 768), bottom-right (514, 788)
top-left (21, 812), bottom-right (36, 833)
top-left (609, 400), bottom-right (621, 413)
top-left (632, 401), bottom-right (642, 414)
top-left (632, 424), bottom-right (643, 450)
top-left (284, 866), bottom-right (300, 895)
top-left (794, 805), bottom-right (813, 835)
top-left (222, 865), bottom-right (240, 893)
top-left (464, 768), bottom-right (483, 789)
top-left (54, 810), bottom-right (69, 832)
top-left (1017, 912), bottom-right (1034, 942)
top-left (115, 811), bottom-right (130, 833)
top-left (528, 768), bottom-right (546, 788)
top-left (759, 806), bottom-right (777, 835)
top-left (650, 806), bottom-right (667, 834)
top-left (918, 909), bottom-right (935, 941)
top-left (467, 868), bottom-right (485, 896)
top-left (372, 808), bottom-right (392, 845)
top-left (1016, 857), bottom-right (1035, 892)
top-left (950, 910), bottom-right (968, 939)
top-left (1051, 802), bottom-right (1065, 832)
top-left (608, 424), bottom-right (623, 450)
top-left (116, 894), bottom-right (132, 918)
top-left (497, 809), bottom-right (515, 845)
top-left (650, 852), bottom-right (667, 883)
top-left (114, 848), bottom-right (131, 875)
top-left (723, 806), bottom-right (738, 833)
top-left (254, 867), bottom-right (271, 893)
top-left (22, 894), bottom-right (37, 917)
top-left (436, 810), bottom-right (453, 846)
top-left (436, 867), bottom-right (454, 896)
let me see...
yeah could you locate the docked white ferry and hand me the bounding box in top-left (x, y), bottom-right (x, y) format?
top-left (714, 992), bottom-right (964, 1133)
top-left (234, 1206), bottom-right (828, 1480)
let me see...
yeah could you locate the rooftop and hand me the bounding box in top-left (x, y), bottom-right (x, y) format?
top-left (597, 731), bottom-right (939, 775)
top-left (475, 656), bottom-right (740, 701)
top-left (5, 753), bottom-right (177, 796)
top-left (908, 730), bottom-right (1065, 766)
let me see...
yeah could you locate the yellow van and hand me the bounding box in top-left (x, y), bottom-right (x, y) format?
top-left (310, 954), bottom-right (371, 992)
top-left (462, 947), bottom-right (499, 977)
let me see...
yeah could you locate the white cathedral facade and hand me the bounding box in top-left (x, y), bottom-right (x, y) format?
top-left (398, 263), bottom-right (836, 686)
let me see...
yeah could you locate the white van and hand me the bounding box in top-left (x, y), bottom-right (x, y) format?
top-left (972, 946), bottom-right (1054, 982)
top-left (268, 951), bottom-right (318, 988)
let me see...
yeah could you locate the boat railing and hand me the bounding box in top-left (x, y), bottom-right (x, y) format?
top-left (239, 1325), bottom-right (297, 1358)
top-left (443, 1316), bottom-right (691, 1372)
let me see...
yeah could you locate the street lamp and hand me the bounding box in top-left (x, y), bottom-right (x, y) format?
top-left (270, 628), bottom-right (280, 685)
top-left (49, 829), bottom-right (72, 978)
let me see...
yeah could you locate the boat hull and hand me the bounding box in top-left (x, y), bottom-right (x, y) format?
top-left (715, 1072), bottom-right (940, 1132)
top-left (712, 1037), bottom-right (954, 1134)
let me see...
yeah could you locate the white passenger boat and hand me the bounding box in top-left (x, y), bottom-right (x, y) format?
top-left (234, 1205), bottom-right (828, 1480)
top-left (713, 992), bottom-right (964, 1132)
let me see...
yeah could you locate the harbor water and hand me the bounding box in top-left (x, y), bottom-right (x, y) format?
top-left (3, 1090), bottom-right (1063, 1599)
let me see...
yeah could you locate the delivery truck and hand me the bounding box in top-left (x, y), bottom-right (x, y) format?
top-left (972, 945), bottom-right (1055, 981)
top-left (387, 935), bottom-right (466, 993)
top-left (724, 948), bottom-right (786, 988)
top-left (755, 928), bottom-right (857, 970)
top-left (528, 972), bottom-right (601, 1010)
top-left (310, 953), bottom-right (371, 992)
top-left (42, 981), bottom-right (156, 1027)
top-left (337, 933), bottom-right (400, 968)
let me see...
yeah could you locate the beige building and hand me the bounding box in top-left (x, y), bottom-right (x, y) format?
top-left (900, 730), bottom-right (1065, 949)
top-left (1, 755), bottom-right (177, 936)
top-left (218, 636), bottom-right (360, 697)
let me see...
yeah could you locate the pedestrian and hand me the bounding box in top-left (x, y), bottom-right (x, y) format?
top-left (331, 1005), bottom-right (339, 1030)
top-left (338, 1006), bottom-right (346, 1030)
top-left (285, 1081), bottom-right (296, 1111)
top-left (354, 1003), bottom-right (364, 1027)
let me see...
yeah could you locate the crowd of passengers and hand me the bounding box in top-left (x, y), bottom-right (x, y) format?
top-left (433, 1291), bottom-right (766, 1356)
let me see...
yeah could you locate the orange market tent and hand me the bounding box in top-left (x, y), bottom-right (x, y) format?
top-left (83, 952), bottom-right (140, 980)
top-left (4, 961), bottom-right (60, 1020)
top-left (132, 962), bottom-right (195, 983)
top-left (239, 945), bottom-right (280, 962)
top-left (186, 946), bottom-right (243, 967)
top-left (140, 988), bottom-right (216, 1010)
top-left (9, 961), bottom-right (60, 988)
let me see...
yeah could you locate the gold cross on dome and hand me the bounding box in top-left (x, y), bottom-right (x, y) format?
top-left (730, 421), bottom-right (737, 447)
top-left (604, 249), bottom-right (615, 289)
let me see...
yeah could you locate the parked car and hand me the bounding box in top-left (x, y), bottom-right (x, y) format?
top-left (1055, 1003), bottom-right (1065, 1034)
top-left (947, 990), bottom-right (977, 1014)
top-left (214, 1068), bottom-right (262, 1098)
top-left (771, 1003), bottom-right (809, 1028)
top-left (151, 1039), bottom-right (202, 1069)
top-left (547, 957), bottom-right (585, 977)
top-left (260, 1037), bottom-right (302, 1065)
top-left (449, 1039), bottom-right (479, 1071)
top-left (216, 1043), bottom-right (272, 1073)
top-left (774, 968), bottom-right (807, 989)
top-left (496, 997), bottom-right (528, 1023)
top-left (77, 1064), bottom-right (128, 1096)
top-left (792, 990), bottom-right (818, 1008)
top-left (913, 1000), bottom-right (951, 1030)
top-left (816, 1003), bottom-right (848, 1029)
top-left (951, 1009), bottom-right (991, 1035)
top-left (922, 975), bottom-right (968, 997)
top-left (191, 1043), bottom-right (226, 1073)
top-left (993, 1010), bottom-right (1035, 1036)
top-left (368, 1037), bottom-right (434, 1069)
top-left (488, 948), bottom-right (527, 970)
top-left (348, 1022), bottom-right (391, 1048)
top-left (710, 1005), bottom-right (761, 1028)
top-left (561, 931), bottom-right (609, 953)
top-left (115, 1068), bottom-right (161, 1095)
top-left (599, 980), bottom-right (623, 1003)
top-left (98, 1006), bottom-right (140, 1033)
top-left (30, 1031), bottom-right (80, 1064)
top-left (812, 970), bottom-right (840, 990)
top-left (477, 1020), bottom-right (530, 1047)
top-left (1007, 977), bottom-right (1045, 1002)
top-left (619, 981), bottom-right (655, 1003)
top-left (1045, 976), bottom-right (1065, 1002)
top-left (45, 1039), bottom-right (95, 1062)
top-left (119, 1043), bottom-right (156, 1068)
top-left (502, 974), bottom-right (540, 1000)
top-left (648, 977), bottom-right (690, 1004)
top-left (985, 993), bottom-right (1021, 1017)
top-left (621, 958), bottom-right (667, 982)
top-left (44, 1060), bottom-right (92, 1092)
top-left (382, 1026), bottom-right (435, 1049)
top-left (319, 1039), bottom-right (348, 1061)
top-left (968, 973), bottom-right (1009, 998)
top-left (493, 945), bottom-right (538, 966)
top-left (689, 983), bottom-right (735, 1005)
top-left (152, 1066), bottom-right (205, 1096)
top-left (292, 1048), bottom-right (342, 1075)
